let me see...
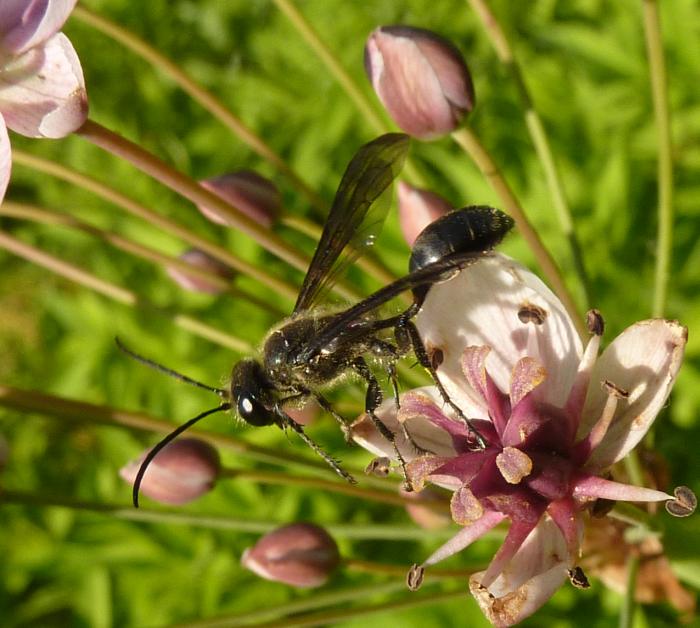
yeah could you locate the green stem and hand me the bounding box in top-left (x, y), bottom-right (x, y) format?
top-left (451, 125), bottom-right (585, 338)
top-left (70, 5), bottom-right (327, 213)
top-left (0, 201), bottom-right (286, 317)
top-left (222, 468), bottom-right (449, 513)
top-left (344, 558), bottom-right (480, 580)
top-left (467, 0), bottom-right (590, 306)
top-left (0, 385), bottom-right (398, 489)
top-left (0, 231), bottom-right (252, 352)
top-left (642, 0), bottom-right (674, 318)
top-left (271, 0), bottom-right (428, 188)
top-left (619, 555), bottom-right (639, 628)
top-left (168, 582), bottom-right (412, 628)
top-left (11, 149), bottom-right (300, 301)
top-left (226, 589), bottom-right (466, 628)
top-left (0, 489), bottom-right (454, 541)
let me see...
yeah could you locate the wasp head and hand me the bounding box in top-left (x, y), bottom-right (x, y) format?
top-left (230, 358), bottom-right (276, 427)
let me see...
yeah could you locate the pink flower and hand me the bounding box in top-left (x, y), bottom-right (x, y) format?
top-left (397, 181), bottom-right (454, 246)
top-left (0, 0), bottom-right (88, 201)
top-left (352, 254), bottom-right (691, 626)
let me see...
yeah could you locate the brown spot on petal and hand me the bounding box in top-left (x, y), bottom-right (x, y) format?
top-left (496, 447), bottom-right (533, 484)
top-left (450, 486), bottom-right (484, 524)
top-left (518, 302), bottom-right (548, 325)
top-left (470, 576), bottom-right (528, 627)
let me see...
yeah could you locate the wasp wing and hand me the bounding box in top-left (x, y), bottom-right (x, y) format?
top-left (292, 133), bottom-right (410, 315)
top-left (296, 251), bottom-right (487, 364)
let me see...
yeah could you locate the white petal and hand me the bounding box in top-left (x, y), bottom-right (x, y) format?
top-left (469, 515), bottom-right (572, 627)
top-left (416, 254), bottom-right (583, 410)
top-left (350, 386), bottom-right (468, 461)
top-left (0, 117), bottom-right (10, 202)
top-left (580, 319), bottom-right (687, 469)
top-left (0, 32), bottom-right (87, 138)
top-left (0, 0), bottom-right (77, 56)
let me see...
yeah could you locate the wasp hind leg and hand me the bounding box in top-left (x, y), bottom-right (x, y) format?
top-left (352, 356), bottom-right (414, 490)
top-left (395, 315), bottom-right (487, 450)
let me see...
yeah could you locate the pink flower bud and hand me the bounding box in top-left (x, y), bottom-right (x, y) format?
top-left (166, 248), bottom-right (234, 294)
top-left (400, 486), bottom-right (452, 530)
top-left (365, 26), bottom-right (475, 140)
top-left (120, 438), bottom-right (220, 505)
top-left (198, 171), bottom-right (280, 228)
top-left (241, 523), bottom-right (340, 588)
top-left (397, 181), bottom-right (454, 245)
top-left (282, 400), bottom-right (320, 426)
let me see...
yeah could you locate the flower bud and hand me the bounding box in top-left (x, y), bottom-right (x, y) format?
top-left (198, 171), bottom-right (280, 228)
top-left (120, 438), bottom-right (220, 505)
top-left (397, 181), bottom-right (454, 246)
top-left (400, 486), bottom-right (452, 530)
top-left (282, 400), bottom-right (320, 426)
top-left (365, 26), bottom-right (475, 140)
top-left (166, 248), bottom-right (234, 294)
top-left (241, 523), bottom-right (340, 588)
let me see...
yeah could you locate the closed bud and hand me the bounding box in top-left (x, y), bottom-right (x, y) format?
top-left (400, 486), bottom-right (452, 530)
top-left (198, 171), bottom-right (280, 228)
top-left (397, 181), bottom-right (454, 245)
top-left (365, 26), bottom-right (475, 140)
top-left (166, 248), bottom-right (234, 294)
top-left (241, 522), bottom-right (340, 588)
top-left (120, 438), bottom-right (220, 505)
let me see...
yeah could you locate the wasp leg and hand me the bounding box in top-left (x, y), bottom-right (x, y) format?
top-left (395, 315), bottom-right (487, 450)
top-left (352, 356), bottom-right (413, 489)
top-left (274, 404), bottom-right (356, 484)
top-left (310, 393), bottom-right (354, 442)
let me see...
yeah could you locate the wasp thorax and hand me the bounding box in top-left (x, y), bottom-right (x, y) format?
top-left (230, 358), bottom-right (275, 427)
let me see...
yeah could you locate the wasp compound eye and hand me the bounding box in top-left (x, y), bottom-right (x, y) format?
top-left (236, 392), bottom-right (274, 427)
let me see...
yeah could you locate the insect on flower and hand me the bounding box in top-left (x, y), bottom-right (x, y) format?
top-left (351, 254), bottom-right (694, 626)
top-left (119, 133), bottom-right (514, 506)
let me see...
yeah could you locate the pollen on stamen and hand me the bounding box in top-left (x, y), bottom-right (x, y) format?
top-left (365, 456), bottom-right (392, 477)
top-left (665, 486), bottom-right (697, 517)
top-left (586, 309), bottom-right (605, 336)
top-left (406, 564), bottom-right (425, 591)
top-left (568, 566), bottom-right (590, 589)
top-left (517, 302), bottom-right (548, 325)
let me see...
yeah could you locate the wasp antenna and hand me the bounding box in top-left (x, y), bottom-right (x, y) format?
top-left (279, 411), bottom-right (357, 485)
top-left (115, 337), bottom-right (228, 398)
top-left (132, 403), bottom-right (231, 508)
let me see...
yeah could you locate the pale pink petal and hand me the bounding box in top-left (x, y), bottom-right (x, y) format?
top-left (350, 387), bottom-right (459, 461)
top-left (573, 474), bottom-right (672, 502)
top-left (416, 255), bottom-right (583, 414)
top-left (578, 320), bottom-right (687, 469)
top-left (0, 117), bottom-right (10, 202)
top-left (423, 509), bottom-right (505, 566)
top-left (469, 515), bottom-right (572, 627)
top-left (397, 180), bottom-right (453, 245)
top-left (0, 0), bottom-right (77, 56)
top-left (0, 32), bottom-right (87, 138)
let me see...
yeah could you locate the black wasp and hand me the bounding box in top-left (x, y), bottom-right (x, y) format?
top-left (121, 133), bottom-right (513, 506)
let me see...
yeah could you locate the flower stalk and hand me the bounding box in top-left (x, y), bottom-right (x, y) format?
top-left (467, 0), bottom-right (590, 305)
top-left (642, 0), bottom-right (674, 318)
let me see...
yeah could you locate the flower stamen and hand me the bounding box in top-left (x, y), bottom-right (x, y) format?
top-left (577, 380), bottom-right (629, 460)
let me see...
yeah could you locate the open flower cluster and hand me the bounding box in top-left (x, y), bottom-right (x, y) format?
top-left (353, 254), bottom-right (690, 626)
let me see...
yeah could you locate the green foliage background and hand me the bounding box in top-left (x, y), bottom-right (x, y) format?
top-left (1, 0), bottom-right (699, 626)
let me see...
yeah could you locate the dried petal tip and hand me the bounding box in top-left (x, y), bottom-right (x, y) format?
top-left (365, 26), bottom-right (474, 140)
top-left (166, 249), bottom-right (234, 294)
top-left (198, 171), bottom-right (280, 228)
top-left (119, 438), bottom-right (220, 505)
top-left (406, 564), bottom-right (425, 591)
top-left (665, 486), bottom-right (697, 518)
top-left (397, 181), bottom-right (453, 246)
top-left (586, 309), bottom-right (605, 336)
top-left (241, 523), bottom-right (340, 588)
top-left (366, 456), bottom-right (392, 477)
top-left (568, 567), bottom-right (590, 589)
